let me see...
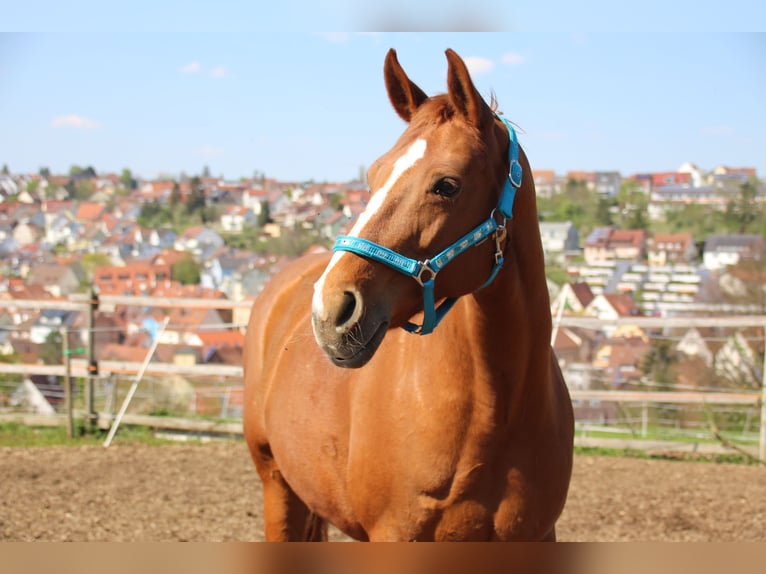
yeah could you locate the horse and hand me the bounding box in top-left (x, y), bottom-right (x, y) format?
top-left (243, 48), bottom-right (574, 541)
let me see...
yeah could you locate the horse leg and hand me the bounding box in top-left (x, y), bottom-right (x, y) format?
top-left (256, 455), bottom-right (327, 541)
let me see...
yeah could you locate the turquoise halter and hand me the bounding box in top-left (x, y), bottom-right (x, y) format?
top-left (333, 113), bottom-right (522, 335)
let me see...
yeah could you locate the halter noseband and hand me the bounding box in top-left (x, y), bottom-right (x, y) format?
top-left (332, 113), bottom-right (522, 335)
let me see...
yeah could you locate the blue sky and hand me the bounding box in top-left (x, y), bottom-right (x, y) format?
top-left (1, 31), bottom-right (764, 183)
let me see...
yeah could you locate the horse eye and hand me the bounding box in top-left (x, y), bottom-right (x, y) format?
top-left (432, 178), bottom-right (461, 198)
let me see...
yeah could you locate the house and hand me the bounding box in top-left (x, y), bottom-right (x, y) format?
top-left (30, 309), bottom-right (75, 344)
top-left (174, 226), bottom-right (225, 257)
top-left (94, 261), bottom-right (173, 296)
top-left (676, 327), bottom-right (718, 367)
top-left (651, 172), bottom-right (692, 188)
top-left (585, 292), bottom-right (642, 337)
top-left (593, 171), bottom-right (622, 198)
top-left (220, 205), bottom-right (258, 233)
top-left (710, 166), bottom-right (757, 189)
top-left (200, 248), bottom-right (258, 297)
top-left (584, 227), bottom-right (647, 264)
top-left (717, 262), bottom-right (766, 307)
top-left (12, 219), bottom-right (43, 247)
top-left (10, 375), bottom-right (65, 415)
top-left (553, 325), bottom-right (601, 368)
top-left (147, 228), bottom-right (177, 250)
top-left (566, 171), bottom-right (595, 189)
top-left (99, 343), bottom-right (150, 363)
top-left (592, 336), bottom-right (651, 388)
top-left (648, 185), bottom-right (722, 221)
top-left (539, 221), bottom-right (580, 263)
top-left (532, 170), bottom-right (559, 198)
top-left (703, 234), bottom-right (766, 271)
top-left (551, 282), bottom-right (594, 314)
top-left (586, 293), bottom-right (642, 321)
top-left (160, 306), bottom-right (228, 347)
top-left (647, 232), bottom-right (696, 266)
top-left (608, 229), bottom-right (648, 261)
top-left (44, 213), bottom-right (83, 249)
top-left (0, 327), bottom-right (14, 357)
top-left (26, 263), bottom-right (81, 297)
top-left (74, 202), bottom-right (107, 223)
top-left (714, 330), bottom-right (764, 388)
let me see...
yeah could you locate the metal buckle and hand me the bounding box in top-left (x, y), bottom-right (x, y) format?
top-left (414, 260), bottom-right (437, 287)
top-left (510, 159), bottom-right (522, 188)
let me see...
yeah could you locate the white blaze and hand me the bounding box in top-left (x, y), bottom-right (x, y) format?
top-left (312, 138), bottom-right (428, 319)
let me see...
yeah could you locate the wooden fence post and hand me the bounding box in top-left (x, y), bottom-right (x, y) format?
top-left (641, 402), bottom-right (649, 438)
top-left (62, 328), bottom-right (74, 439)
top-left (85, 286), bottom-right (98, 433)
top-left (759, 322), bottom-right (766, 463)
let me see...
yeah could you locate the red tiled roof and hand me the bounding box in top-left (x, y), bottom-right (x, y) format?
top-left (75, 202), bottom-right (106, 222)
top-left (100, 344), bottom-right (151, 362)
top-left (651, 232), bottom-right (693, 251)
top-left (608, 229), bottom-right (646, 247)
top-left (198, 330), bottom-right (245, 347)
top-left (602, 293), bottom-right (642, 317)
top-left (569, 282), bottom-right (594, 307)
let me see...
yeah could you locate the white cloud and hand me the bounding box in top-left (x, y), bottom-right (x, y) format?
top-left (464, 56), bottom-right (494, 75)
top-left (194, 146), bottom-right (224, 158)
top-left (180, 61), bottom-right (201, 74)
top-left (501, 52), bottom-right (525, 66)
top-left (51, 114), bottom-right (101, 129)
top-left (316, 32), bottom-right (350, 44)
top-left (209, 66), bottom-right (227, 78)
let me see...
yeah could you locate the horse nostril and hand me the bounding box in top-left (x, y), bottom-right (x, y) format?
top-left (336, 290), bottom-right (358, 329)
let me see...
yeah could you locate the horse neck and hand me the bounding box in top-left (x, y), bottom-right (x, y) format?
top-left (461, 172), bottom-right (554, 410)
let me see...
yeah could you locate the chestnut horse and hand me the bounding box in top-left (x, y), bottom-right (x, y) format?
top-left (243, 49), bottom-right (573, 541)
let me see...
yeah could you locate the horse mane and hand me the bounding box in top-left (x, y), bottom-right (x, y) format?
top-left (409, 92), bottom-right (524, 137)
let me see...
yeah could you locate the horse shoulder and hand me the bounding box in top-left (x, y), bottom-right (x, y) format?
top-left (243, 252), bottom-right (331, 441)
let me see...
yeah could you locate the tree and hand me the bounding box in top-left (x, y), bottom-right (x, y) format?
top-left (537, 178), bottom-right (603, 239)
top-left (170, 181), bottom-right (181, 207)
top-left (70, 179), bottom-right (95, 200)
top-left (39, 166), bottom-right (50, 178)
top-left (186, 176), bottom-right (206, 214)
top-left (642, 339), bottom-right (679, 391)
top-left (138, 200), bottom-right (172, 228)
top-left (69, 165), bottom-right (96, 178)
top-left (722, 180), bottom-right (763, 234)
top-left (120, 168), bottom-right (136, 190)
top-left (81, 253), bottom-right (113, 283)
top-left (616, 181), bottom-right (649, 230)
top-left (25, 180), bottom-right (40, 195)
top-left (1, 163), bottom-right (9, 175)
top-left (40, 330), bottom-right (63, 366)
top-left (595, 196), bottom-right (615, 227)
top-left (172, 258), bottom-right (201, 285)
top-left (257, 199), bottom-right (271, 227)
top-left (718, 247), bottom-right (766, 314)
top-left (202, 165), bottom-right (211, 178)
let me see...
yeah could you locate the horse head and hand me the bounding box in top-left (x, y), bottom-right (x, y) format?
top-left (312, 48), bottom-right (521, 368)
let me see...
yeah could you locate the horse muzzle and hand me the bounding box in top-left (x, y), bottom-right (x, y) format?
top-left (311, 287), bottom-right (389, 369)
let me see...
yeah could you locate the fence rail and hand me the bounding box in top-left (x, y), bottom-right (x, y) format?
top-left (0, 293), bottom-right (764, 460)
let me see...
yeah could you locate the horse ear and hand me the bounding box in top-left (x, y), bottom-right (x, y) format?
top-left (445, 49), bottom-right (492, 128)
top-left (384, 49), bottom-right (428, 123)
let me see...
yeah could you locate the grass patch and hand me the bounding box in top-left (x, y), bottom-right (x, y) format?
top-left (0, 421), bottom-right (178, 448)
top-left (574, 445), bottom-right (760, 466)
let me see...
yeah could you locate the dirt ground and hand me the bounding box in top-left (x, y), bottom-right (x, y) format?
top-left (1, 441), bottom-right (764, 542)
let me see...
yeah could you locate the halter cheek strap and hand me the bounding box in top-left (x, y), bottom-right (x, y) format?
top-left (333, 113), bottom-right (521, 335)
